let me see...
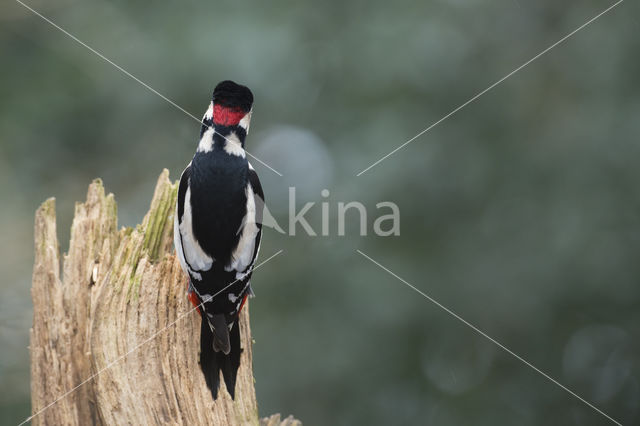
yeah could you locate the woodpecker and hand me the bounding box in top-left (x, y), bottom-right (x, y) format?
top-left (174, 80), bottom-right (263, 400)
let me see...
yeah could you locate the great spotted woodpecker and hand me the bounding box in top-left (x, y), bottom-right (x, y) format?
top-left (173, 81), bottom-right (263, 399)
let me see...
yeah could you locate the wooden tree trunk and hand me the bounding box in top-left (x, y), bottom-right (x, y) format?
top-left (29, 169), bottom-right (299, 426)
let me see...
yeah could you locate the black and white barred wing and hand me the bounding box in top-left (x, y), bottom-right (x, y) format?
top-left (227, 164), bottom-right (264, 285)
top-left (174, 163), bottom-right (263, 296)
top-left (174, 164), bottom-right (215, 282)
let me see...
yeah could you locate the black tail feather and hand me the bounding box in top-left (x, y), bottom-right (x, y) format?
top-left (200, 317), bottom-right (220, 399)
top-left (199, 317), bottom-right (243, 400)
top-left (210, 313), bottom-right (231, 355)
top-left (217, 321), bottom-right (242, 399)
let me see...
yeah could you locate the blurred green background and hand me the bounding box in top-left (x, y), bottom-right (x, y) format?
top-left (1, 0), bottom-right (639, 424)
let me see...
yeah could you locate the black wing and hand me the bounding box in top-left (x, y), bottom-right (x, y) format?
top-left (246, 164), bottom-right (264, 275)
top-left (220, 164), bottom-right (263, 313)
top-left (174, 164), bottom-right (215, 283)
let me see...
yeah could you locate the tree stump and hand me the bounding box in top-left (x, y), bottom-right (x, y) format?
top-left (29, 169), bottom-right (299, 425)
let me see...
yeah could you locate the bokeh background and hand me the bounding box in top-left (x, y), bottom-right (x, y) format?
top-left (2, 0), bottom-right (639, 424)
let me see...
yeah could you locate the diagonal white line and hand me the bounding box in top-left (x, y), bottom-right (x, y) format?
top-left (356, 249), bottom-right (623, 426)
top-left (14, 0), bottom-right (200, 122)
top-left (14, 0), bottom-right (283, 177)
top-left (246, 151), bottom-right (283, 177)
top-left (19, 249), bottom-right (284, 426)
top-left (356, 0), bottom-right (624, 176)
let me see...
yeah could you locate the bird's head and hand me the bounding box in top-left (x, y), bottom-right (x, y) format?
top-left (202, 80), bottom-right (253, 132)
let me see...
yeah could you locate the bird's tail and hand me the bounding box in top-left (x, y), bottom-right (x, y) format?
top-left (199, 316), bottom-right (242, 399)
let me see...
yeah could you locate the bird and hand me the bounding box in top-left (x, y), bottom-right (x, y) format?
top-left (173, 80), bottom-right (263, 400)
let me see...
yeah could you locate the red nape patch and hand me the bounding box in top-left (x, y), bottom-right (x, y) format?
top-left (213, 104), bottom-right (245, 126)
top-left (188, 291), bottom-right (202, 315)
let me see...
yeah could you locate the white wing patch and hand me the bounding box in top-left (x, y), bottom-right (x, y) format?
top-left (226, 182), bottom-right (259, 274)
top-left (179, 185), bottom-right (214, 276)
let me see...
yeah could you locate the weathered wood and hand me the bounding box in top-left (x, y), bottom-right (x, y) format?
top-left (259, 414), bottom-right (302, 426)
top-left (30, 169), bottom-right (298, 425)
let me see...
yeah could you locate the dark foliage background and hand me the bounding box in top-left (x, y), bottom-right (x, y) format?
top-left (1, 0), bottom-right (639, 424)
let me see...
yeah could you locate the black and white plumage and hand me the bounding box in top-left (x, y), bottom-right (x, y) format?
top-left (174, 80), bottom-right (263, 400)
